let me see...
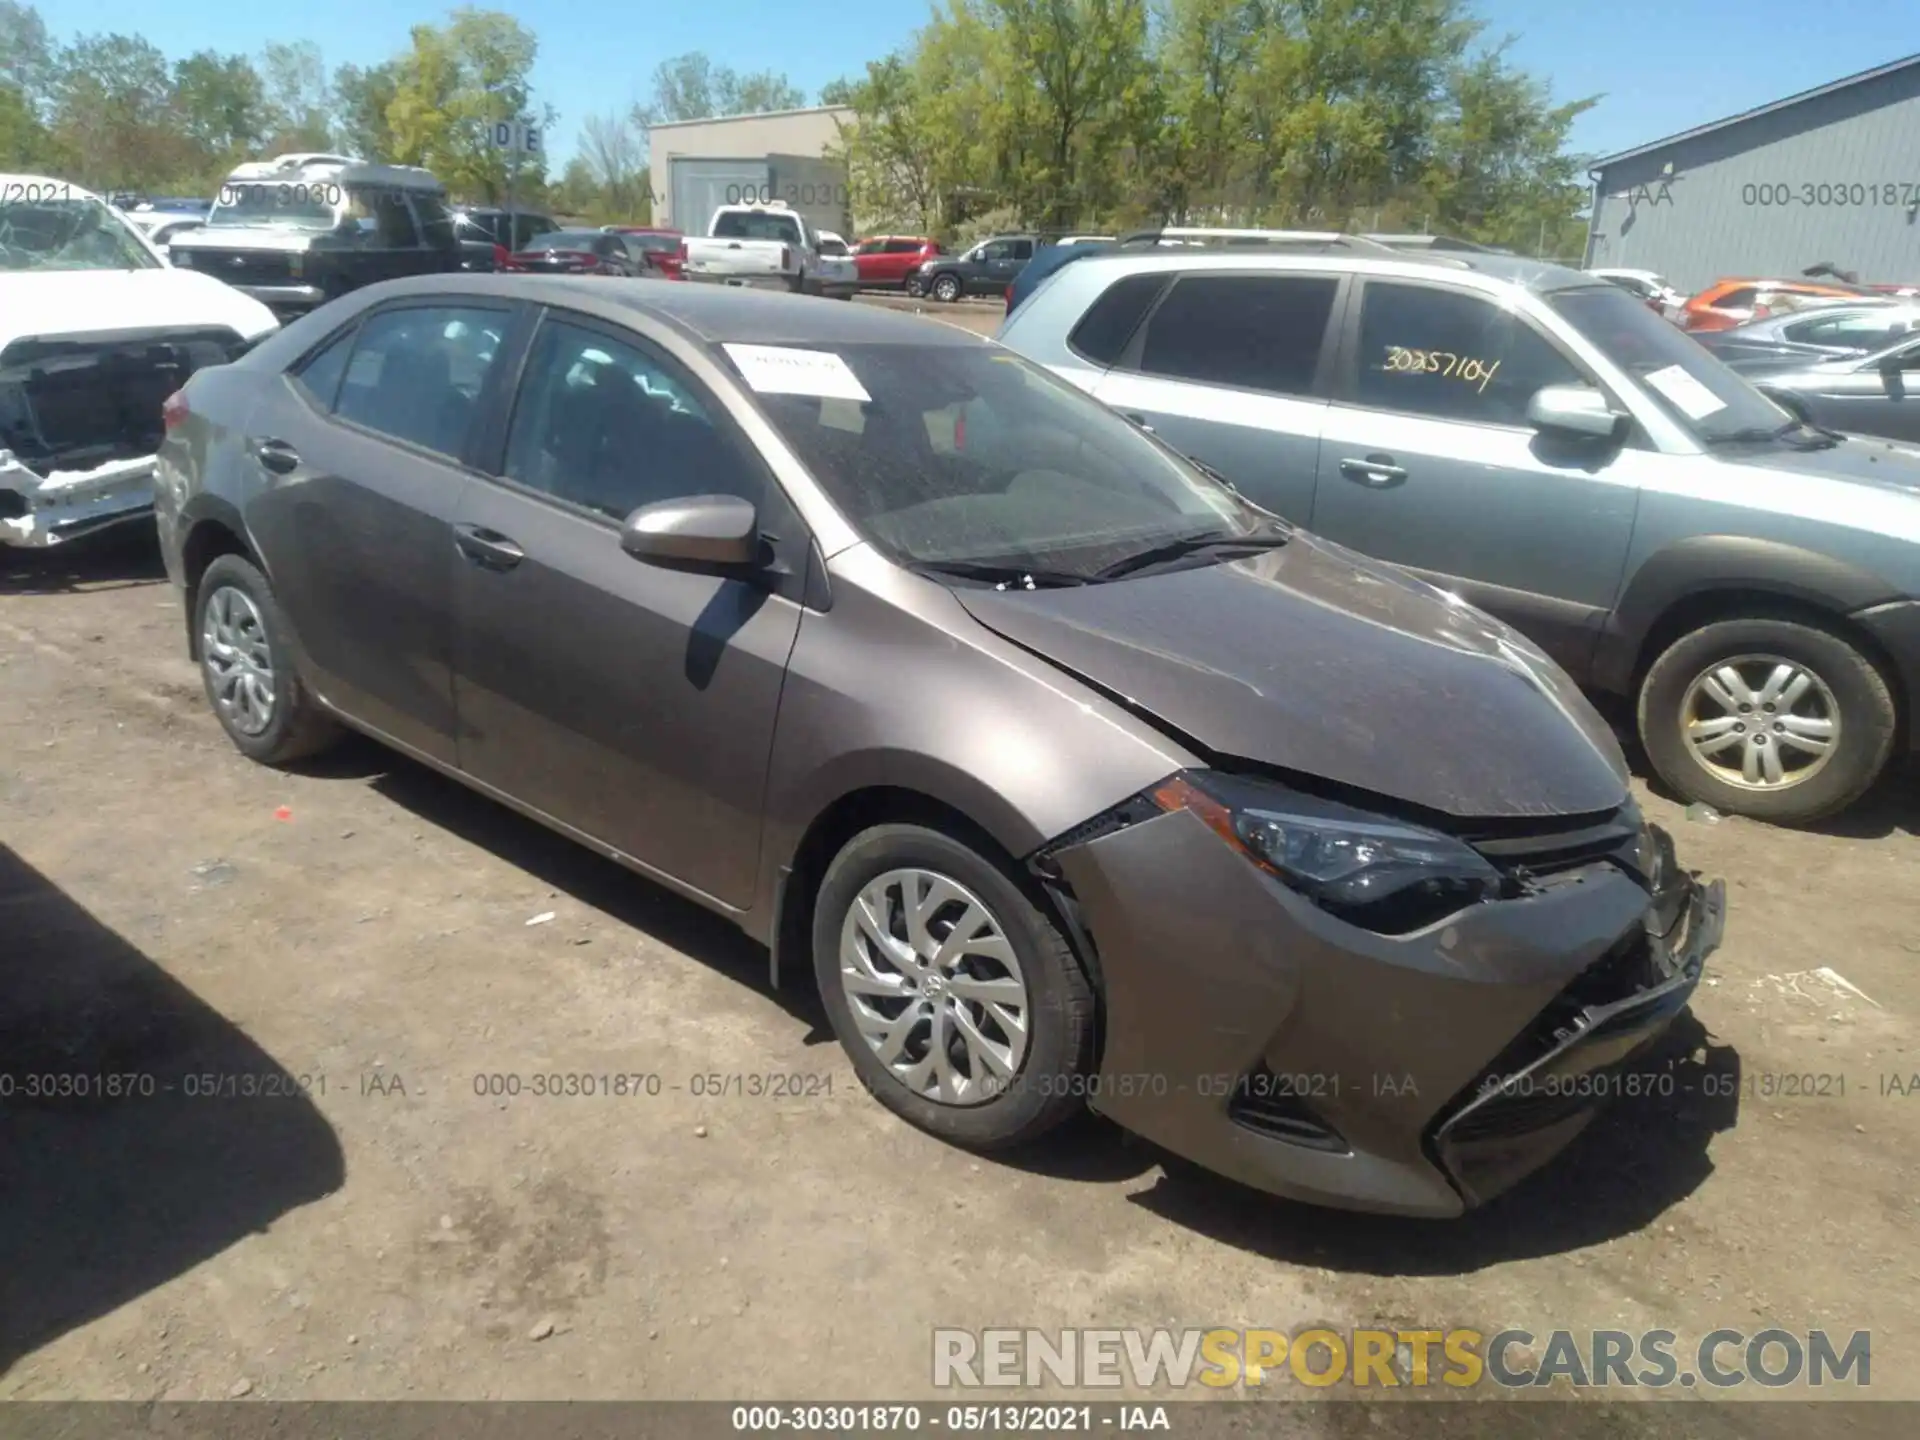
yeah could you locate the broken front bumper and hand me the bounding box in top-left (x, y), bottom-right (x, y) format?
top-left (0, 450), bottom-right (157, 548)
top-left (1050, 806), bottom-right (1724, 1217)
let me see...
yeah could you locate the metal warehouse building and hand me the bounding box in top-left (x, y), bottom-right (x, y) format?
top-left (1583, 53), bottom-right (1920, 292)
top-left (648, 105), bottom-right (855, 240)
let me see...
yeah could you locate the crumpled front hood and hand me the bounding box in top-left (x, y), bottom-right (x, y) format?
top-left (955, 532), bottom-right (1630, 820)
top-left (0, 269), bottom-right (278, 352)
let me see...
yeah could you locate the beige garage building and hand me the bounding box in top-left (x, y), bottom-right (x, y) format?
top-left (648, 105), bottom-right (856, 239)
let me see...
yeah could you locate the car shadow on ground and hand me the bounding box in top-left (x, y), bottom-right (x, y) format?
top-left (300, 736), bottom-right (838, 1045)
top-left (1119, 1012), bottom-right (1741, 1273)
top-left (0, 843), bottom-right (345, 1375)
top-left (0, 525), bottom-right (168, 596)
top-left (301, 739), bottom-right (1748, 1263)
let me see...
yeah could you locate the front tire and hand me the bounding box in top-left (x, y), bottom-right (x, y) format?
top-left (1637, 615), bottom-right (1895, 824)
top-left (813, 823), bottom-right (1095, 1150)
top-left (931, 273), bottom-right (962, 303)
top-left (194, 554), bottom-right (341, 765)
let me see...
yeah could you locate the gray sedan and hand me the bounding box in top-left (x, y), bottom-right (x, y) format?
top-left (1697, 302), bottom-right (1920, 371)
top-left (1746, 329), bottom-right (1920, 445)
top-left (150, 274), bottom-right (1723, 1217)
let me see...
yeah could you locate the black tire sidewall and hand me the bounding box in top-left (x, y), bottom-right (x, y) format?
top-left (933, 275), bottom-right (960, 302)
top-left (1638, 617), bottom-right (1895, 823)
top-left (194, 554), bottom-right (312, 763)
top-left (811, 823), bottom-right (1092, 1148)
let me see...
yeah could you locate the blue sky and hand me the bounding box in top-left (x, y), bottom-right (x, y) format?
top-left (39, 0), bottom-right (1913, 169)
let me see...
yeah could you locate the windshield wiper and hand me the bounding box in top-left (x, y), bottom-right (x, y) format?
top-left (912, 560), bottom-right (1088, 590)
top-left (1092, 527), bottom-right (1290, 581)
top-left (1705, 418), bottom-right (1842, 449)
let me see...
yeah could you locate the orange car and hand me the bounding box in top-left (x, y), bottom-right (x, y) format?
top-left (1678, 278), bottom-right (1865, 331)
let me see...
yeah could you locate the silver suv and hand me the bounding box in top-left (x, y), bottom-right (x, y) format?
top-left (998, 246), bottom-right (1920, 824)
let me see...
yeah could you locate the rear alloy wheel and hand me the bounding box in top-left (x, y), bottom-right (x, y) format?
top-left (904, 275), bottom-right (925, 299)
top-left (931, 273), bottom-right (962, 303)
top-left (1638, 616), bottom-right (1895, 824)
top-left (814, 824), bottom-right (1095, 1149)
top-left (194, 553), bottom-right (341, 765)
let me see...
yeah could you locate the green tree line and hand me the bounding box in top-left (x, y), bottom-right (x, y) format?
top-left (2, 0), bottom-right (1594, 250)
top-left (828, 0), bottom-right (1597, 256)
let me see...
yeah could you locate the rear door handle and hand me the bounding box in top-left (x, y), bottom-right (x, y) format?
top-left (453, 523), bottom-right (525, 571)
top-left (1339, 455), bottom-right (1408, 487)
top-left (253, 438), bottom-right (300, 475)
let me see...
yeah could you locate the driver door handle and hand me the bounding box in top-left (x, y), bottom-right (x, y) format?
top-left (453, 523), bottom-right (524, 571)
top-left (1339, 455), bottom-right (1408, 487)
top-left (253, 438), bottom-right (300, 475)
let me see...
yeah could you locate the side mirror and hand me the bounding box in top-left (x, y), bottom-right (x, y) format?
top-left (1527, 382), bottom-right (1627, 441)
top-left (620, 494), bottom-right (762, 571)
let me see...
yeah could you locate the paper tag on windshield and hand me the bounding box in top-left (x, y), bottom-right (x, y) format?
top-left (723, 344), bottom-right (871, 402)
top-left (1643, 364), bottom-right (1727, 420)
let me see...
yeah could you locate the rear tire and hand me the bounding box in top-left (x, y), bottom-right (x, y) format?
top-left (1637, 615), bottom-right (1895, 824)
top-left (194, 554), bottom-right (341, 766)
top-left (813, 823), bottom-right (1095, 1150)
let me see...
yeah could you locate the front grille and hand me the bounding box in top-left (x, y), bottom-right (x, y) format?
top-left (1466, 806), bottom-right (1643, 881)
top-left (184, 249), bottom-right (295, 285)
top-left (0, 328), bottom-right (241, 472)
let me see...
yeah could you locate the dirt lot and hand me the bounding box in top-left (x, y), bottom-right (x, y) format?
top-left (3, 303), bottom-right (1918, 1420)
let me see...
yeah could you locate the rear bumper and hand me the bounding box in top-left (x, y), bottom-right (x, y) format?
top-left (1051, 807), bottom-right (1722, 1217)
top-left (684, 271), bottom-right (793, 291)
top-left (0, 452), bottom-right (157, 548)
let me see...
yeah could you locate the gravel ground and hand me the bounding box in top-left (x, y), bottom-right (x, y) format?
top-left (2, 313), bottom-right (1916, 1419)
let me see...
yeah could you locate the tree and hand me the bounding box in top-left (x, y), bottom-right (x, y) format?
top-left (388, 8), bottom-right (552, 202)
top-left (50, 34), bottom-right (187, 189)
top-left (333, 60), bottom-right (401, 160)
top-left (0, 1), bottom-right (53, 108)
top-left (172, 51), bottom-right (271, 162)
top-left (0, 81), bottom-right (61, 172)
top-left (576, 110), bottom-right (651, 222)
top-left (633, 51), bottom-right (806, 126)
top-left (260, 40), bottom-right (334, 152)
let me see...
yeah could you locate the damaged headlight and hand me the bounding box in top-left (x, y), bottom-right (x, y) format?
top-left (1151, 772), bottom-right (1505, 934)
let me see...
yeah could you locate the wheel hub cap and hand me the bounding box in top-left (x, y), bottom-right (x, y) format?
top-left (201, 585), bottom-right (276, 737)
top-left (837, 867), bottom-right (1030, 1107)
top-left (1678, 653), bottom-right (1839, 791)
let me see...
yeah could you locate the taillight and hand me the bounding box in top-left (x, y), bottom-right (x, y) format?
top-left (1005, 285), bottom-right (1013, 312)
top-left (492, 243), bottom-right (508, 269)
top-left (676, 239), bottom-right (688, 265)
top-left (162, 390), bottom-right (189, 430)
top-left (781, 245), bottom-right (791, 271)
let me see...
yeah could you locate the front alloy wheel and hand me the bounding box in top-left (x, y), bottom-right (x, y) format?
top-left (1638, 615), bottom-right (1896, 825)
top-left (837, 867), bottom-right (1031, 1105)
top-left (1679, 655), bottom-right (1839, 790)
top-left (813, 823), bottom-right (1095, 1149)
top-left (931, 274), bottom-right (962, 303)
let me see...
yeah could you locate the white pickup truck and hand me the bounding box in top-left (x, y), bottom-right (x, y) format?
top-left (682, 201), bottom-right (827, 294)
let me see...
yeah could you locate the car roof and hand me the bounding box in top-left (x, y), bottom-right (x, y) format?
top-left (1042, 245), bottom-right (1597, 296)
top-left (354, 273), bottom-right (986, 348)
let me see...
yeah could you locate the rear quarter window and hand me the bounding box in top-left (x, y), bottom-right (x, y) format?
top-left (1067, 273), bottom-right (1170, 365)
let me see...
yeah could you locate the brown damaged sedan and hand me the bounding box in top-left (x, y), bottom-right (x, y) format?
top-left (154, 275), bottom-right (1726, 1217)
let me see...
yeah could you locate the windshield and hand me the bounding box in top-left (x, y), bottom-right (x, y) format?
top-left (208, 178), bottom-right (343, 230)
top-left (526, 231), bottom-right (602, 251)
top-left (1550, 284), bottom-right (1792, 441)
top-left (742, 342), bottom-right (1265, 577)
top-left (623, 232), bottom-right (680, 253)
top-left (819, 237), bottom-right (850, 257)
top-left (0, 194), bottom-right (158, 271)
top-left (713, 211), bottom-right (802, 244)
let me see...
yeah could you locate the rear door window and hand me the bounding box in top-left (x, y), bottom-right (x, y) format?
top-left (1134, 274), bottom-right (1337, 397)
top-left (333, 305), bottom-right (507, 458)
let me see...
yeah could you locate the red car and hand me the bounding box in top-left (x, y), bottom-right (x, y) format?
top-left (853, 235), bottom-right (943, 291)
top-left (604, 226), bottom-right (687, 280)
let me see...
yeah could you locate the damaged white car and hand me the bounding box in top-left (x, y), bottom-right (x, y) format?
top-left (1, 175), bottom-right (278, 547)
